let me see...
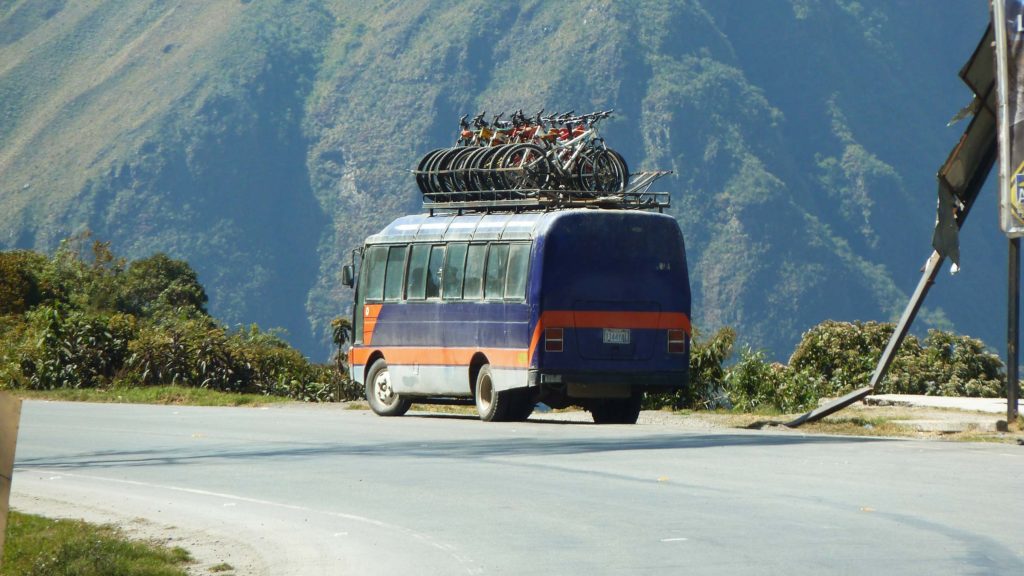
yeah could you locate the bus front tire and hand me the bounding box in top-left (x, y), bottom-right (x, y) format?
top-left (366, 359), bottom-right (411, 417)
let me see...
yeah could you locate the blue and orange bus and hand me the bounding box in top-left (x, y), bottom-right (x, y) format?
top-left (342, 208), bottom-right (690, 424)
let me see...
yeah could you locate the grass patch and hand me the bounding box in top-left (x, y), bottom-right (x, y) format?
top-left (2, 511), bottom-right (192, 576)
top-left (9, 386), bottom-right (294, 407)
top-left (797, 416), bottom-right (915, 438)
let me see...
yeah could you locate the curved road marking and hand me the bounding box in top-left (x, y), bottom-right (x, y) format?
top-left (22, 467), bottom-right (483, 575)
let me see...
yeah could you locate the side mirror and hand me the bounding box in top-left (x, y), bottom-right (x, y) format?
top-left (341, 264), bottom-right (354, 288)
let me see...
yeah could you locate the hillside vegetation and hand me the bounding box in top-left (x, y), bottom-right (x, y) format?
top-left (0, 1), bottom-right (1001, 359)
top-left (1, 236), bottom-right (1002, 412)
top-left (0, 235), bottom-right (356, 400)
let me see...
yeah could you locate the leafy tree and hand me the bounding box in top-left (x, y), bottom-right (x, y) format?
top-left (121, 253), bottom-right (208, 317)
top-left (330, 315), bottom-right (351, 371)
top-left (1, 240), bottom-right (335, 400)
top-left (0, 250), bottom-right (47, 315)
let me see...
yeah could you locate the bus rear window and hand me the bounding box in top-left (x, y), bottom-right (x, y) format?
top-left (443, 243), bottom-right (468, 299)
top-left (505, 243), bottom-right (529, 300)
top-left (363, 245), bottom-right (388, 301)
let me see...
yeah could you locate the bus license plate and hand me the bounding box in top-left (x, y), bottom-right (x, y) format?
top-left (603, 328), bottom-right (630, 344)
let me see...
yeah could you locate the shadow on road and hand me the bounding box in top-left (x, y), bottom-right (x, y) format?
top-left (16, 429), bottom-right (887, 471)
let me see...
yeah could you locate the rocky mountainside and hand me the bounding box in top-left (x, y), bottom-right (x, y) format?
top-left (0, 0), bottom-right (1003, 359)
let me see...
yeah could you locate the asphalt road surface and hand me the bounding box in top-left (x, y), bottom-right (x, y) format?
top-left (9, 401), bottom-right (1024, 575)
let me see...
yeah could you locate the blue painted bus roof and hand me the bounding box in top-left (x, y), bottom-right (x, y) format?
top-left (365, 209), bottom-right (678, 245)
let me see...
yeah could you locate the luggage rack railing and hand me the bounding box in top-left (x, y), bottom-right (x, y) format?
top-left (421, 170), bottom-right (673, 214)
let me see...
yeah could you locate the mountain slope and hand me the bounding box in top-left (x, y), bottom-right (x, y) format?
top-left (0, 0), bottom-right (1000, 359)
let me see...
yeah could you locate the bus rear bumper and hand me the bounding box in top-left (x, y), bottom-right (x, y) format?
top-left (528, 369), bottom-right (687, 399)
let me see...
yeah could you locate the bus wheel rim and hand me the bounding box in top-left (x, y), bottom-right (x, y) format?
top-left (374, 369), bottom-right (394, 405)
top-left (478, 373), bottom-right (493, 411)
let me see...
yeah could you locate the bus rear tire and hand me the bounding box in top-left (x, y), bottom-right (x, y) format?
top-left (506, 389), bottom-right (535, 421)
top-left (366, 359), bottom-right (411, 417)
top-left (590, 393), bottom-right (642, 424)
top-left (474, 364), bottom-right (508, 422)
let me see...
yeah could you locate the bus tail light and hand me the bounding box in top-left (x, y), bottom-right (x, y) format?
top-left (667, 329), bottom-right (687, 354)
top-left (545, 328), bottom-right (564, 352)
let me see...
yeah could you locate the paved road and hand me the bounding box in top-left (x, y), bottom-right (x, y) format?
top-left (9, 401), bottom-right (1024, 575)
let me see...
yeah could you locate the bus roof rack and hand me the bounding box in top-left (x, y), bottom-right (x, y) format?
top-left (422, 170), bottom-right (673, 214)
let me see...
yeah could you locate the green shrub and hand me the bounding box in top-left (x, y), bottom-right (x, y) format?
top-left (2, 240), bottom-right (351, 401)
top-left (903, 330), bottom-right (1003, 397)
top-left (228, 324), bottom-right (319, 395)
top-left (0, 250), bottom-right (48, 315)
top-left (0, 315), bottom-right (31, 389)
top-left (789, 320), bottom-right (1003, 399)
top-left (125, 316), bottom-right (240, 391)
top-left (788, 320), bottom-right (900, 393)
top-left (724, 348), bottom-right (828, 412)
top-left (19, 305), bottom-right (135, 390)
top-left (335, 370), bottom-right (364, 401)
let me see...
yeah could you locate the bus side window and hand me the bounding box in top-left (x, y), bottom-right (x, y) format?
top-left (426, 245), bottom-right (445, 299)
top-left (406, 244), bottom-right (430, 300)
top-left (383, 245), bottom-right (408, 301)
top-left (484, 243), bottom-right (510, 300)
top-left (463, 244), bottom-right (487, 300)
top-left (505, 243), bottom-right (530, 300)
top-left (442, 243), bottom-right (468, 299)
top-left (363, 245), bottom-right (388, 301)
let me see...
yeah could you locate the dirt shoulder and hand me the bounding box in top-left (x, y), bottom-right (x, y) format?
top-left (635, 398), bottom-right (1024, 443)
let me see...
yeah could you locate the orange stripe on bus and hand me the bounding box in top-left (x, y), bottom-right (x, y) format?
top-left (349, 346), bottom-right (529, 369)
top-left (527, 310), bottom-right (691, 363)
top-left (352, 309), bottom-right (691, 369)
top-left (362, 304), bottom-right (382, 345)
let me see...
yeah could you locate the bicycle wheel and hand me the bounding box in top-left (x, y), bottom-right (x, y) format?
top-left (482, 144), bottom-right (512, 191)
top-left (576, 148), bottom-right (619, 194)
top-left (436, 147), bottom-right (465, 195)
top-left (498, 144), bottom-right (551, 191)
top-left (606, 147), bottom-right (630, 192)
top-left (573, 147), bottom-right (599, 194)
top-left (471, 146), bottom-right (501, 192)
top-left (424, 147), bottom-right (447, 200)
top-left (460, 146), bottom-right (490, 193)
top-left (450, 147), bottom-right (478, 196)
top-left (417, 148), bottom-right (445, 196)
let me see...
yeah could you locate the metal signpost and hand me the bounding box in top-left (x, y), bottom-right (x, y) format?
top-left (790, 5), bottom-right (1023, 427)
top-left (994, 0), bottom-right (1023, 423)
